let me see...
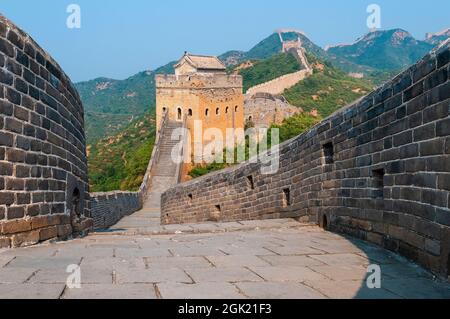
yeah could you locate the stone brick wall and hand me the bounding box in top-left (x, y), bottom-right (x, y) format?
top-left (246, 47), bottom-right (312, 96)
top-left (162, 44), bottom-right (450, 277)
top-left (246, 69), bottom-right (311, 96)
top-left (90, 191), bottom-right (140, 229)
top-left (0, 15), bottom-right (92, 248)
top-left (244, 93), bottom-right (302, 128)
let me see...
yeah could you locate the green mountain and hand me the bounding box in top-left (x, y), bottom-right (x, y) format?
top-left (88, 113), bottom-right (156, 192)
top-left (76, 71), bottom-right (155, 143)
top-left (220, 31), bottom-right (375, 75)
top-left (76, 61), bottom-right (176, 144)
top-left (327, 29), bottom-right (434, 71)
top-left (283, 53), bottom-right (373, 117)
top-left (238, 53), bottom-right (302, 92)
top-left (425, 28), bottom-right (450, 46)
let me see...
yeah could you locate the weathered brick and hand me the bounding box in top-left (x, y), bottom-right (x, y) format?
top-left (404, 81), bottom-right (424, 102)
top-left (0, 131), bottom-right (14, 147)
top-left (11, 230), bottom-right (39, 247)
top-left (7, 30), bottom-right (24, 49)
top-left (0, 236), bottom-right (11, 248)
top-left (0, 37), bottom-right (14, 57)
top-left (7, 206), bottom-right (25, 219)
top-left (1, 219), bottom-right (31, 234)
top-left (5, 87), bottom-right (21, 105)
top-left (16, 193), bottom-right (30, 205)
top-left (6, 148), bottom-right (25, 162)
top-left (423, 101), bottom-right (449, 124)
top-left (0, 100), bottom-right (13, 116)
top-left (39, 226), bottom-right (58, 241)
top-left (420, 139), bottom-right (444, 156)
top-left (437, 174), bottom-right (450, 191)
top-left (0, 191), bottom-right (15, 205)
top-left (436, 118), bottom-right (450, 137)
top-left (0, 68), bottom-right (13, 85)
top-left (57, 224), bottom-right (72, 238)
top-left (424, 66), bottom-right (448, 91)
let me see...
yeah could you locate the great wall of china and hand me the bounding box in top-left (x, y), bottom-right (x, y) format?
top-left (245, 36), bottom-right (313, 96)
top-left (1, 15), bottom-right (450, 280)
top-left (161, 44), bottom-right (450, 277)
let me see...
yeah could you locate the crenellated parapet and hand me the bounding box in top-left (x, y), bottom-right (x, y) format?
top-left (155, 74), bottom-right (243, 90)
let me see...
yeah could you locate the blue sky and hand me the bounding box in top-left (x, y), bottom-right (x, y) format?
top-left (1, 0), bottom-right (449, 82)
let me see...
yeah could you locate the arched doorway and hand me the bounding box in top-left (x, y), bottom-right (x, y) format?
top-left (70, 188), bottom-right (81, 226)
top-left (177, 108), bottom-right (182, 121)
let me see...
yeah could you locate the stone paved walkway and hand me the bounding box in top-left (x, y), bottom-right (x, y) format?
top-left (0, 223), bottom-right (449, 299)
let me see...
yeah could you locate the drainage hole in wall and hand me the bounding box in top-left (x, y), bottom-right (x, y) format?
top-left (323, 142), bottom-right (334, 165)
top-left (247, 175), bottom-right (255, 190)
top-left (372, 168), bottom-right (385, 199)
top-left (282, 188), bottom-right (291, 207)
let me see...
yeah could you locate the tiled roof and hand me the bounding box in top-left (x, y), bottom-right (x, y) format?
top-left (175, 53), bottom-right (226, 70)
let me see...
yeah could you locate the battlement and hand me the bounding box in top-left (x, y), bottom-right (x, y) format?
top-left (155, 74), bottom-right (243, 89)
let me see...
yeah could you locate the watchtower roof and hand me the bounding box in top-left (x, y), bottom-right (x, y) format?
top-left (175, 53), bottom-right (226, 71)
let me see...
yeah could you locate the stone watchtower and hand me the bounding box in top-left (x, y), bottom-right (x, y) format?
top-left (155, 53), bottom-right (244, 164)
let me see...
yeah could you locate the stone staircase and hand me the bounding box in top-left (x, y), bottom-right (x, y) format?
top-left (153, 120), bottom-right (183, 177)
top-left (103, 120), bottom-right (183, 233)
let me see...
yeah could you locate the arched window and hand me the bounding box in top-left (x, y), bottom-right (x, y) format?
top-left (216, 108), bottom-right (220, 116)
top-left (248, 116), bottom-right (253, 122)
top-left (235, 106), bottom-right (239, 113)
top-left (177, 108), bottom-right (182, 120)
top-left (188, 109), bottom-right (193, 117)
top-left (205, 108), bottom-right (209, 117)
top-left (225, 107), bottom-right (229, 114)
top-left (162, 107), bottom-right (167, 113)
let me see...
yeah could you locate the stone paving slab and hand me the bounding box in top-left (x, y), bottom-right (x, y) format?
top-left (236, 282), bottom-right (326, 299)
top-left (308, 264), bottom-right (369, 281)
top-left (157, 282), bottom-right (245, 299)
top-left (145, 256), bottom-right (213, 269)
top-left (5, 256), bottom-right (82, 270)
top-left (249, 266), bottom-right (328, 283)
top-left (205, 255), bottom-right (271, 268)
top-left (0, 225), bottom-right (449, 299)
top-left (100, 218), bottom-right (312, 236)
top-left (0, 255), bottom-right (14, 268)
top-left (0, 267), bottom-right (36, 284)
top-left (116, 267), bottom-right (192, 284)
top-left (186, 267), bottom-right (264, 283)
top-left (259, 255), bottom-right (326, 267)
top-left (0, 283), bottom-right (65, 299)
top-left (309, 253), bottom-right (371, 266)
top-left (62, 284), bottom-right (158, 299)
top-left (307, 280), bottom-right (402, 299)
